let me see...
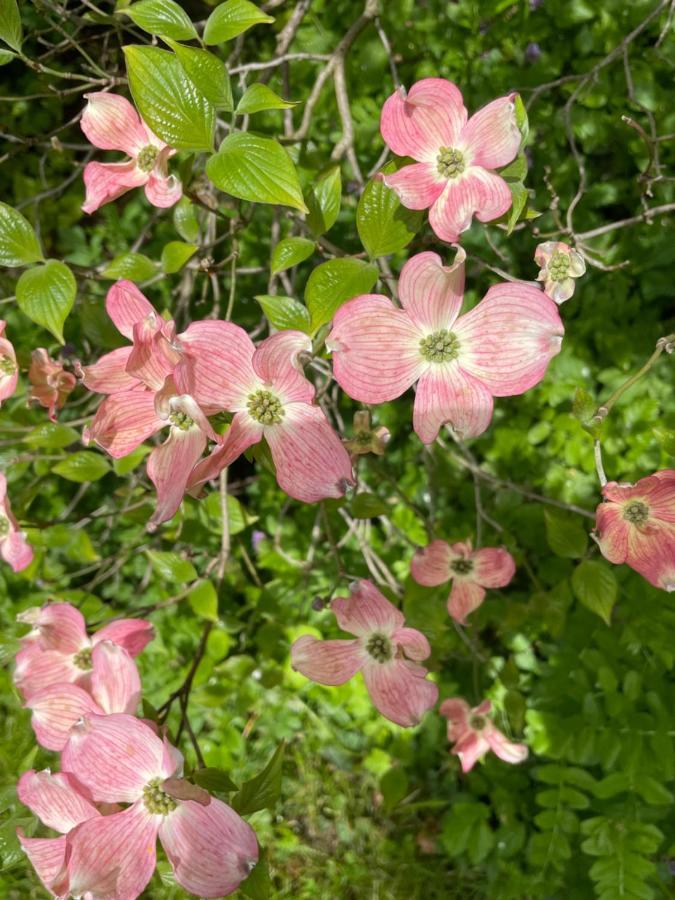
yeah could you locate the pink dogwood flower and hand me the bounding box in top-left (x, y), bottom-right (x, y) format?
top-left (0, 472), bottom-right (33, 572)
top-left (534, 241), bottom-right (586, 304)
top-left (80, 92), bottom-right (182, 214)
top-left (411, 538), bottom-right (515, 624)
top-left (184, 329), bottom-right (354, 503)
top-left (14, 601), bottom-right (153, 700)
top-left (327, 249), bottom-right (564, 443)
top-left (440, 698), bottom-right (528, 772)
top-left (58, 713), bottom-right (259, 898)
top-left (28, 349), bottom-right (76, 421)
top-left (379, 78), bottom-right (522, 242)
top-left (291, 579), bottom-right (438, 727)
top-left (593, 469), bottom-right (675, 591)
top-left (0, 319), bottom-right (18, 406)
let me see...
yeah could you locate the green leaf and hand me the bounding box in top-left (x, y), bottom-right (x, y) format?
top-left (124, 45), bottom-right (215, 151)
top-left (204, 0), bottom-right (274, 45)
top-left (232, 741), bottom-right (285, 816)
top-left (207, 133), bottom-right (307, 212)
top-left (112, 445), bottom-right (150, 475)
top-left (240, 847), bottom-right (270, 900)
top-left (23, 423), bottom-right (79, 449)
top-left (357, 162), bottom-right (423, 257)
top-left (572, 560), bottom-right (617, 625)
top-left (380, 768), bottom-right (408, 811)
top-left (101, 252), bottom-right (156, 281)
top-left (306, 166), bottom-right (341, 236)
top-left (173, 197), bottom-right (200, 243)
top-left (634, 774), bottom-right (674, 805)
top-left (16, 260), bottom-right (76, 343)
top-left (236, 83), bottom-right (298, 115)
top-left (514, 93), bottom-right (529, 145)
top-left (305, 257), bottom-right (378, 333)
top-left (544, 509), bottom-right (588, 558)
top-left (52, 451), bottom-right (111, 483)
top-left (0, 202), bottom-right (43, 266)
top-left (188, 580), bottom-right (218, 622)
top-left (0, 0), bottom-right (22, 51)
top-left (146, 549), bottom-right (198, 583)
top-left (0, 48), bottom-right (15, 65)
top-left (499, 153), bottom-right (528, 182)
top-left (572, 386), bottom-right (597, 423)
top-left (161, 241), bottom-right (198, 274)
top-left (254, 294), bottom-right (311, 333)
top-left (227, 494), bottom-right (257, 535)
top-left (505, 182), bottom-right (528, 236)
top-left (123, 0), bottom-right (197, 40)
top-left (271, 237), bottom-right (315, 275)
top-left (352, 492), bottom-right (389, 519)
top-left (593, 772), bottom-right (630, 799)
top-left (166, 41), bottom-right (233, 111)
top-left (192, 767), bottom-right (238, 793)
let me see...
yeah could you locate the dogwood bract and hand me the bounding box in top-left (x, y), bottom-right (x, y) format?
top-left (291, 579), bottom-right (438, 727)
top-left (0, 472), bottom-right (33, 573)
top-left (411, 539), bottom-right (515, 624)
top-left (28, 349), bottom-right (76, 422)
top-left (440, 698), bottom-right (528, 772)
top-left (379, 77), bottom-right (522, 242)
top-left (327, 249), bottom-right (564, 443)
top-left (534, 241), bottom-right (586, 304)
top-left (0, 320), bottom-right (18, 406)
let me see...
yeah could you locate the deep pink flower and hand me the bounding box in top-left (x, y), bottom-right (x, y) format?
top-left (593, 469), bottom-right (675, 591)
top-left (327, 250), bottom-right (563, 443)
top-left (0, 319), bottom-right (18, 406)
top-left (80, 92), bottom-right (182, 213)
top-left (534, 241), bottom-right (586, 304)
top-left (411, 538), bottom-right (515, 624)
top-left (440, 698), bottom-right (528, 772)
top-left (57, 713), bottom-right (258, 898)
top-left (28, 349), bottom-right (76, 421)
top-left (0, 472), bottom-right (33, 573)
top-left (14, 601), bottom-right (153, 700)
top-left (185, 329), bottom-right (354, 504)
top-left (379, 78), bottom-right (521, 242)
top-left (291, 579), bottom-right (438, 727)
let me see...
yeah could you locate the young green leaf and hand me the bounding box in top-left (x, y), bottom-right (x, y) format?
top-left (188, 580), bottom-right (218, 622)
top-left (240, 847), bottom-right (270, 900)
top-left (306, 166), bottom-right (341, 235)
top-left (231, 741), bottom-right (285, 816)
top-left (146, 550), bottom-right (198, 583)
top-left (236, 83), bottom-right (298, 115)
top-left (52, 451), bottom-right (111, 483)
top-left (572, 560), bottom-right (617, 625)
top-left (357, 163), bottom-right (423, 257)
top-left (305, 257), bottom-right (378, 333)
top-left (0, 0), bottom-right (22, 52)
top-left (23, 423), bottom-right (79, 450)
top-left (161, 241), bottom-right (198, 274)
top-left (270, 237), bottom-right (315, 275)
top-left (505, 182), bottom-right (529, 236)
top-left (16, 260), bottom-right (76, 343)
top-left (544, 509), bottom-right (588, 558)
top-left (166, 41), bottom-right (233, 111)
top-left (101, 252), bottom-right (156, 281)
top-left (122, 0), bottom-right (197, 40)
top-left (204, 0), bottom-right (274, 45)
top-left (192, 767), bottom-right (238, 793)
top-left (173, 197), bottom-right (200, 243)
top-left (255, 295), bottom-right (311, 333)
top-left (351, 492), bottom-right (389, 519)
top-left (0, 202), bottom-right (43, 266)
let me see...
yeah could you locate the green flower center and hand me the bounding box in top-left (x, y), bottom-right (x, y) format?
top-left (419, 330), bottom-right (460, 363)
top-left (0, 355), bottom-right (16, 376)
top-left (0, 515), bottom-right (9, 538)
top-left (137, 145), bottom-right (159, 173)
top-left (436, 147), bottom-right (465, 179)
top-left (366, 632), bottom-right (393, 663)
top-left (549, 251), bottom-right (570, 282)
top-left (73, 647), bottom-right (93, 670)
top-left (143, 777), bottom-right (177, 815)
top-left (247, 390), bottom-right (284, 425)
top-left (469, 714), bottom-right (486, 730)
top-left (623, 500), bottom-right (649, 525)
top-left (354, 430), bottom-right (373, 447)
top-left (451, 558), bottom-right (474, 575)
top-left (169, 411), bottom-right (194, 431)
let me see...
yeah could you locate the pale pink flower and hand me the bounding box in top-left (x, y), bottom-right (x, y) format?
top-left (440, 698), bottom-right (528, 772)
top-left (0, 319), bottom-right (18, 406)
top-left (0, 472), bottom-right (33, 573)
top-left (593, 469), bottom-right (675, 592)
top-left (28, 349), bottom-right (76, 421)
top-left (14, 601), bottom-right (153, 700)
top-left (58, 713), bottom-right (258, 898)
top-left (80, 92), bottom-right (182, 213)
top-left (379, 78), bottom-right (522, 242)
top-left (291, 579), bottom-right (438, 727)
top-left (185, 329), bottom-right (354, 503)
top-left (534, 241), bottom-right (586, 304)
top-left (327, 249), bottom-right (564, 443)
top-left (411, 538), bottom-right (515, 624)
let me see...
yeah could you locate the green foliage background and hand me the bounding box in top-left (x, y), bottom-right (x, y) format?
top-left (0, 0), bottom-right (674, 897)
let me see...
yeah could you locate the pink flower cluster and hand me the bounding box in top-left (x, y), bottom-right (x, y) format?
top-left (14, 602), bottom-right (259, 898)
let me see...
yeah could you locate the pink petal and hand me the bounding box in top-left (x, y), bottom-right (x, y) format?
top-left (484, 723), bottom-right (529, 764)
top-left (428, 168), bottom-right (513, 243)
top-left (362, 658), bottom-right (438, 727)
top-left (147, 422), bottom-right (208, 530)
top-left (177, 320), bottom-right (257, 410)
top-left (545, 277), bottom-right (576, 305)
top-left (82, 160), bottom-right (147, 214)
top-left (1, 530), bottom-right (34, 572)
top-left (265, 403), bottom-right (354, 503)
top-left (85, 387), bottom-right (163, 458)
top-left (411, 540), bottom-right (452, 587)
top-left (92, 618), bottom-right (154, 656)
top-left (17, 602), bottom-right (87, 653)
top-left (13, 646), bottom-right (80, 700)
top-left (17, 770), bottom-right (99, 833)
top-left (126, 314), bottom-right (180, 391)
top-left (106, 280), bottom-right (157, 340)
top-left (393, 626), bottom-right (431, 661)
top-left (145, 171), bottom-right (182, 208)
top-left (454, 732), bottom-right (490, 772)
top-left (453, 283), bottom-right (564, 396)
top-left (188, 412), bottom-right (263, 492)
top-left (16, 832), bottom-right (67, 894)
top-left (327, 295), bottom-right (424, 403)
top-left (62, 713), bottom-right (171, 803)
top-left (291, 635), bottom-right (364, 684)
top-left (331, 579), bottom-right (405, 637)
top-left (398, 249), bottom-right (466, 331)
top-left (64, 801), bottom-right (159, 899)
top-left (159, 797), bottom-right (259, 898)
top-left (625, 521), bottom-right (675, 590)
top-left (380, 78), bottom-right (467, 161)
top-left (447, 581), bottom-right (486, 624)
top-left (459, 94), bottom-right (520, 169)
top-left (472, 547), bottom-right (516, 588)
top-left (26, 683), bottom-right (104, 751)
top-left (412, 362), bottom-right (494, 443)
top-left (641, 471), bottom-right (675, 522)
top-left (78, 346), bottom-right (136, 394)
top-left (80, 92), bottom-right (148, 155)
top-left (380, 162), bottom-right (445, 210)
top-left (252, 331), bottom-right (315, 404)
top-left (0, 323), bottom-right (18, 404)
top-left (439, 697), bottom-right (471, 742)
top-left (90, 642), bottom-right (141, 714)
